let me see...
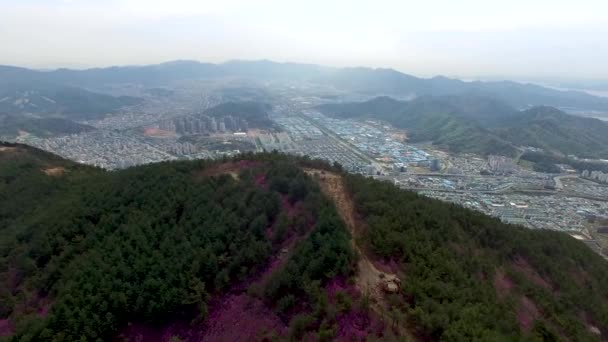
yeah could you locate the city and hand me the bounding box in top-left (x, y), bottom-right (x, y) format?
top-left (8, 87), bottom-right (608, 258)
top-left (3, 1), bottom-right (608, 340)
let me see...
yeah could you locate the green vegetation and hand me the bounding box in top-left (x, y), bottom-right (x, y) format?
top-left (522, 151), bottom-right (608, 173)
top-left (532, 160), bottom-right (562, 174)
top-left (0, 144), bottom-right (352, 341)
top-left (2, 143), bottom-right (608, 341)
top-left (345, 173), bottom-right (608, 340)
top-left (0, 85), bottom-right (140, 121)
top-left (318, 96), bottom-right (518, 156)
top-left (496, 106), bottom-right (608, 159)
top-left (0, 115), bottom-right (95, 138)
top-left (318, 96), bottom-right (608, 158)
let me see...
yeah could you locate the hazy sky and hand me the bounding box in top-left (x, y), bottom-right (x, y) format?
top-left (1, 0), bottom-right (607, 80)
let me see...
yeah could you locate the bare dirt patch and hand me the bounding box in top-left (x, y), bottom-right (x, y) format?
top-left (143, 127), bottom-right (176, 138)
top-left (305, 169), bottom-right (409, 337)
top-left (517, 296), bottom-right (540, 332)
top-left (579, 311), bottom-right (606, 338)
top-left (511, 256), bottom-right (554, 291)
top-left (254, 173), bottom-right (267, 188)
top-left (0, 146), bottom-right (17, 152)
top-left (325, 277), bottom-right (387, 340)
top-left (116, 183), bottom-right (312, 341)
top-left (493, 268), bottom-right (515, 300)
top-left (194, 160), bottom-right (260, 181)
top-left (42, 166), bottom-right (66, 177)
top-left (305, 170), bottom-right (398, 293)
top-left (201, 294), bottom-right (286, 341)
top-left (0, 319), bottom-right (14, 337)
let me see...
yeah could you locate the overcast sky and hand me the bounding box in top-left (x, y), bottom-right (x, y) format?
top-left (1, 0), bottom-right (607, 80)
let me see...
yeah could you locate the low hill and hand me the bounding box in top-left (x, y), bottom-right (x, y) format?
top-left (318, 96), bottom-right (518, 156)
top-left (318, 96), bottom-right (608, 158)
top-left (496, 106), bottom-right (608, 158)
top-left (0, 84), bottom-right (141, 121)
top-left (1, 144), bottom-right (607, 341)
top-left (0, 114), bottom-right (96, 138)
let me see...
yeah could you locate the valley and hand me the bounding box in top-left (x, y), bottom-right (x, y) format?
top-left (3, 1), bottom-right (608, 340)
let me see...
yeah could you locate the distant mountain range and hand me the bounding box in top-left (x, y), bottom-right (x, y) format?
top-left (0, 114), bottom-right (95, 137)
top-left (0, 76), bottom-right (140, 138)
top-left (0, 85), bottom-right (140, 121)
top-left (317, 95), bottom-right (608, 158)
top-left (2, 60), bottom-right (608, 156)
top-left (2, 60), bottom-right (608, 112)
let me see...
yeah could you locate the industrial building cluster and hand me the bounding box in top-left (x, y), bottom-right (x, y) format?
top-left (380, 152), bottom-right (608, 244)
top-left (419, 189), bottom-right (607, 233)
top-left (303, 110), bottom-right (431, 167)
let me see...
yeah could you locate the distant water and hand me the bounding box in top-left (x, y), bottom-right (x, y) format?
top-left (572, 90), bottom-right (608, 120)
top-left (536, 85), bottom-right (608, 121)
top-left (567, 111), bottom-right (608, 121)
top-left (542, 85), bottom-right (608, 98)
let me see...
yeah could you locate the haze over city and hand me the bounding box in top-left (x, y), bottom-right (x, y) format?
top-left (1, 0), bottom-right (608, 80)
top-left (4, 1), bottom-right (608, 340)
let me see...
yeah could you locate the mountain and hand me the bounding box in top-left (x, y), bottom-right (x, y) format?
top-left (1, 143), bottom-right (607, 341)
top-left (2, 60), bottom-right (608, 112)
top-left (0, 84), bottom-right (141, 120)
top-left (318, 96), bottom-right (518, 156)
top-left (318, 96), bottom-right (608, 158)
top-left (0, 83), bottom-right (138, 140)
top-left (0, 114), bottom-right (96, 138)
top-left (496, 106), bottom-right (608, 158)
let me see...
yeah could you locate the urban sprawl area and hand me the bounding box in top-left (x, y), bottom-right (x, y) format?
top-left (12, 92), bottom-right (608, 258)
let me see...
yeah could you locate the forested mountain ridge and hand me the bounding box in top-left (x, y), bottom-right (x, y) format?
top-left (1, 143), bottom-right (607, 341)
top-left (0, 114), bottom-right (96, 138)
top-left (0, 83), bottom-right (140, 140)
top-left (317, 96), bottom-right (519, 156)
top-left (2, 60), bottom-right (608, 111)
top-left (495, 106), bottom-right (608, 158)
top-left (0, 85), bottom-right (141, 120)
top-left (318, 96), bottom-right (608, 158)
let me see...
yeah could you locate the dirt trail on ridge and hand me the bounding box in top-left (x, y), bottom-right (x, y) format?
top-left (305, 169), bottom-right (408, 336)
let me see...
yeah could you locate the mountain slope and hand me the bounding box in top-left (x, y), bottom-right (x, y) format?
top-left (0, 84), bottom-right (141, 120)
top-left (318, 96), bottom-right (518, 156)
top-left (496, 106), bottom-right (608, 158)
top-left (1, 144), bottom-right (607, 341)
top-left (0, 114), bottom-right (95, 138)
top-left (345, 174), bottom-right (608, 340)
top-left (318, 96), bottom-right (608, 158)
top-left (0, 144), bottom-right (355, 341)
top-left (2, 60), bottom-right (608, 111)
